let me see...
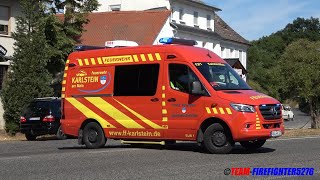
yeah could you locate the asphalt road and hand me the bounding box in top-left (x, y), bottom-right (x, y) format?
top-left (0, 137), bottom-right (319, 180)
top-left (284, 108), bottom-right (311, 129)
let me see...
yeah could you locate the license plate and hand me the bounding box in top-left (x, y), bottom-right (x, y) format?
top-left (29, 117), bottom-right (40, 121)
top-left (271, 130), bottom-right (282, 137)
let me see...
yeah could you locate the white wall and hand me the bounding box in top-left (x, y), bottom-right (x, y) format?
top-left (153, 18), bottom-right (175, 45)
top-left (97, 0), bottom-right (170, 12)
top-left (0, 0), bottom-right (21, 57)
top-left (171, 1), bottom-right (214, 31)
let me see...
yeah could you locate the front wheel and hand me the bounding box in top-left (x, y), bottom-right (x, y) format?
top-left (83, 122), bottom-right (106, 149)
top-left (203, 123), bottom-right (234, 154)
top-left (240, 139), bottom-right (266, 150)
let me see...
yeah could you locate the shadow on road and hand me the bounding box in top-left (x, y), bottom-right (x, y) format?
top-left (57, 142), bottom-right (275, 154)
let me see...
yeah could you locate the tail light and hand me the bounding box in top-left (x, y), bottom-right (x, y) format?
top-left (20, 116), bottom-right (27, 123)
top-left (43, 115), bottom-right (55, 122)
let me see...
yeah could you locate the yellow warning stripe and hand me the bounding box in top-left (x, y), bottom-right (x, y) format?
top-left (162, 117), bottom-right (168, 122)
top-left (206, 107), bottom-right (233, 115)
top-left (74, 53), bottom-right (162, 66)
top-left (140, 54), bottom-right (146, 61)
top-left (61, 87), bottom-right (65, 92)
top-left (113, 99), bottom-right (165, 129)
top-left (162, 101), bottom-right (166, 106)
top-left (155, 53), bottom-right (161, 60)
top-left (212, 108), bottom-right (218, 114)
top-left (66, 98), bottom-right (115, 128)
top-left (90, 58), bottom-right (96, 65)
top-left (226, 108), bottom-right (232, 114)
top-left (133, 55), bottom-right (139, 62)
top-left (86, 97), bottom-right (144, 129)
top-left (162, 109), bottom-right (167, 114)
top-left (206, 107), bottom-right (211, 114)
top-left (147, 54), bottom-right (154, 61)
top-left (78, 59), bottom-right (83, 66)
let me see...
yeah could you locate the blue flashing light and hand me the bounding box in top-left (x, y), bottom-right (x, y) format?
top-left (159, 37), bottom-right (173, 44)
top-left (159, 37), bottom-right (197, 46)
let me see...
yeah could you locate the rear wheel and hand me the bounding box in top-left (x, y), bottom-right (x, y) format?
top-left (203, 123), bottom-right (233, 154)
top-left (56, 125), bottom-right (67, 140)
top-left (25, 133), bottom-right (37, 141)
top-left (240, 140), bottom-right (266, 150)
top-left (83, 122), bottom-right (106, 149)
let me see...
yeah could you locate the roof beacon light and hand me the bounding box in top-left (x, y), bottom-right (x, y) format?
top-left (159, 37), bottom-right (197, 46)
top-left (105, 40), bottom-right (139, 48)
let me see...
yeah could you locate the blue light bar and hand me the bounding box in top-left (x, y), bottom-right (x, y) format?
top-left (159, 37), bottom-right (197, 46)
top-left (159, 37), bottom-right (173, 44)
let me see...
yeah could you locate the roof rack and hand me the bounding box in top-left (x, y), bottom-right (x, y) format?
top-left (74, 45), bottom-right (106, 51)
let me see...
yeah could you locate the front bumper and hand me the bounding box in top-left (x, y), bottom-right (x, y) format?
top-left (231, 111), bottom-right (284, 141)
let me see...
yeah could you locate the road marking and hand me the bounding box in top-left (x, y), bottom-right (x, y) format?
top-left (0, 156), bottom-right (31, 161)
top-left (88, 148), bottom-right (140, 154)
top-left (268, 136), bottom-right (320, 141)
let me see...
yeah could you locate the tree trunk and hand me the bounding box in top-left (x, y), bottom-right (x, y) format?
top-left (310, 98), bottom-right (320, 129)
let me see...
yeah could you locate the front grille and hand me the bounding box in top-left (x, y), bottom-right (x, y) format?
top-left (259, 104), bottom-right (281, 120)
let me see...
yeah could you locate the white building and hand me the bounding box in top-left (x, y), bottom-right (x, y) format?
top-left (95, 0), bottom-right (250, 71)
top-left (0, 0), bottom-right (21, 130)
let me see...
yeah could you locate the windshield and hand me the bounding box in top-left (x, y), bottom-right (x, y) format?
top-left (193, 62), bottom-right (251, 90)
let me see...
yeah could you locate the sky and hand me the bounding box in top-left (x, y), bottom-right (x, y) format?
top-left (205, 0), bottom-right (320, 41)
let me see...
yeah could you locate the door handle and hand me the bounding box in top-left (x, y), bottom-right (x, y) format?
top-left (167, 98), bottom-right (176, 102)
top-left (150, 98), bottom-right (159, 102)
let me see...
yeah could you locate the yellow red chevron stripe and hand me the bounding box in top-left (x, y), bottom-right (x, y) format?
top-left (85, 97), bottom-right (144, 129)
top-left (66, 98), bottom-right (115, 128)
top-left (113, 99), bottom-right (165, 129)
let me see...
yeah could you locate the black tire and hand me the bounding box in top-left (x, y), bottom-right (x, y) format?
top-left (56, 125), bottom-right (67, 140)
top-left (83, 122), bottom-right (106, 149)
top-left (240, 139), bottom-right (266, 150)
top-left (203, 123), bottom-right (233, 154)
top-left (25, 133), bottom-right (37, 141)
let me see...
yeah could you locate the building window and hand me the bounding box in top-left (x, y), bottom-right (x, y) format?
top-left (179, 8), bottom-right (184, 22)
top-left (194, 11), bottom-right (198, 26)
top-left (114, 64), bottom-right (159, 96)
top-left (109, 4), bottom-right (121, 11)
top-left (207, 15), bottom-right (211, 30)
top-left (0, 6), bottom-right (9, 35)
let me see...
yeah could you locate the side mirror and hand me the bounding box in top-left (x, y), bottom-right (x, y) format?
top-left (191, 81), bottom-right (204, 95)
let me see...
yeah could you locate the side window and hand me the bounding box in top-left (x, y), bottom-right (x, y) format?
top-left (114, 64), bottom-right (159, 96)
top-left (169, 63), bottom-right (203, 94)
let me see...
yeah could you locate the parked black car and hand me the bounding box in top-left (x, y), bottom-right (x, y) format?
top-left (20, 97), bottom-right (66, 140)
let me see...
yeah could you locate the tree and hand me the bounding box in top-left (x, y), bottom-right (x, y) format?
top-left (1, 0), bottom-right (100, 134)
top-left (279, 39), bottom-right (320, 129)
top-left (43, 0), bottom-right (100, 96)
top-left (247, 17), bottom-right (320, 101)
top-left (1, 0), bottom-right (53, 134)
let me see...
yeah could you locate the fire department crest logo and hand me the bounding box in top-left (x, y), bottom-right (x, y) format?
top-left (182, 107), bottom-right (187, 113)
top-left (100, 76), bottom-right (107, 85)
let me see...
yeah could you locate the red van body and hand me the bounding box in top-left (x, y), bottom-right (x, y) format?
top-left (61, 43), bottom-right (284, 153)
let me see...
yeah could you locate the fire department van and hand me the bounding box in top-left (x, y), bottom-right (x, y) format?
top-left (61, 38), bottom-right (284, 154)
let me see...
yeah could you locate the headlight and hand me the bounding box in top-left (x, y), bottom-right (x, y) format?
top-left (230, 103), bottom-right (255, 113)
